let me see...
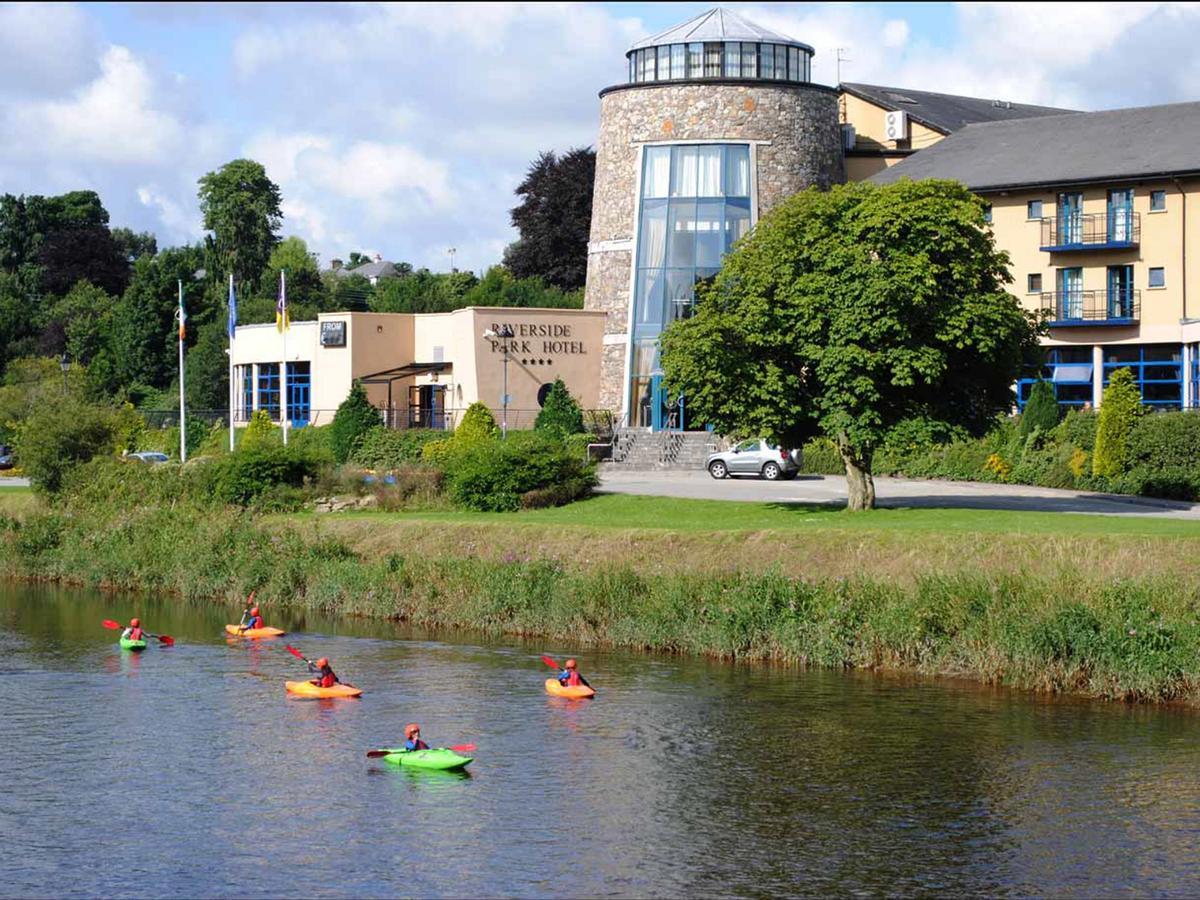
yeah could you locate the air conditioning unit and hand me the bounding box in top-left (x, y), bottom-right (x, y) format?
top-left (884, 109), bottom-right (909, 142)
top-left (841, 123), bottom-right (857, 151)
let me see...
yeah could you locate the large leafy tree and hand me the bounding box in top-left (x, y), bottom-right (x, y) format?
top-left (36, 225), bottom-right (130, 296)
top-left (197, 159), bottom-right (282, 291)
top-left (660, 179), bottom-right (1041, 510)
top-left (503, 147), bottom-right (595, 290)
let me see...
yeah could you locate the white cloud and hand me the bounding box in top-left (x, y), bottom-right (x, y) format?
top-left (882, 19), bottom-right (910, 49)
top-left (0, 2), bottom-right (100, 98)
top-left (136, 185), bottom-right (200, 242)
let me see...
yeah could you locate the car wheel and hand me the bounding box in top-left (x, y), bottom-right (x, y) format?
top-left (761, 461), bottom-right (782, 481)
top-left (708, 460), bottom-right (728, 479)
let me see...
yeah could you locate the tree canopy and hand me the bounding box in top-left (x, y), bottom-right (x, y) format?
top-left (503, 148), bottom-right (595, 291)
top-left (198, 158), bottom-right (283, 291)
top-left (660, 179), bottom-right (1041, 510)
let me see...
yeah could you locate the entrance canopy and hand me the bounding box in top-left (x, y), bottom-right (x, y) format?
top-left (358, 362), bottom-right (452, 385)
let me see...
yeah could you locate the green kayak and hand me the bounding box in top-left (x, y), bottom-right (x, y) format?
top-left (119, 637), bottom-right (147, 651)
top-left (383, 748), bottom-right (472, 771)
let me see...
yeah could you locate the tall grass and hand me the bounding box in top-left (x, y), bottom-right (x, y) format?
top-left (2, 502), bottom-right (1199, 705)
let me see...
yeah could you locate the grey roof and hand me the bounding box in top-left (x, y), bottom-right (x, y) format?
top-left (871, 101), bottom-right (1200, 191)
top-left (333, 260), bottom-right (399, 280)
top-left (842, 82), bottom-right (1077, 135)
top-left (629, 7), bottom-right (812, 54)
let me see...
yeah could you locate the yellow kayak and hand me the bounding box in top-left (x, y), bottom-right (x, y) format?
top-left (285, 680), bottom-right (363, 699)
top-left (544, 678), bottom-right (595, 699)
top-left (225, 624), bottom-right (286, 639)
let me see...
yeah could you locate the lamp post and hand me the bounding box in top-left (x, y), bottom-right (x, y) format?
top-left (483, 324), bottom-right (514, 438)
top-left (59, 353), bottom-right (69, 395)
top-left (447, 247), bottom-right (457, 273)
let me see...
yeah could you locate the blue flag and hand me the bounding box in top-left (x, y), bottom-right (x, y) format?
top-left (227, 274), bottom-right (237, 339)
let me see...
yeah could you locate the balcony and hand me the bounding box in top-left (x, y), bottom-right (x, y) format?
top-left (1040, 213), bottom-right (1140, 252)
top-left (1039, 290), bottom-right (1140, 327)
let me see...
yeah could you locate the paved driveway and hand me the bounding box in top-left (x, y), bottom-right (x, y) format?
top-left (597, 469), bottom-right (1200, 519)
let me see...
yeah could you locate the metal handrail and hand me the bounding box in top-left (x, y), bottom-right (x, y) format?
top-left (1039, 289), bottom-right (1140, 323)
top-left (1040, 212), bottom-right (1140, 249)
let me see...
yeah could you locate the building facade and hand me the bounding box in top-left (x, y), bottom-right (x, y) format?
top-left (872, 103), bottom-right (1200, 410)
top-left (229, 307), bottom-right (605, 431)
top-left (584, 7), bottom-right (844, 429)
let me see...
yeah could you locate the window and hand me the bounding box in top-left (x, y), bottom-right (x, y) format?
top-left (982, 204), bottom-right (992, 223)
top-left (760, 44), bottom-right (774, 79)
top-left (1017, 347), bottom-right (1094, 410)
top-left (740, 42), bottom-right (757, 78)
top-left (257, 363), bottom-right (280, 420)
top-left (286, 362), bottom-right (311, 424)
top-left (240, 366), bottom-right (253, 422)
top-left (1103, 343), bottom-right (1182, 408)
top-left (723, 42), bottom-right (740, 77)
top-left (671, 44), bottom-right (685, 80)
top-left (657, 45), bottom-right (671, 80)
top-left (1149, 267), bottom-right (1166, 288)
top-left (633, 144), bottom-right (752, 343)
top-left (789, 46), bottom-right (801, 81)
top-left (1027, 273), bottom-right (1042, 293)
top-left (687, 42), bottom-right (703, 78)
top-left (1027, 200), bottom-right (1043, 220)
top-left (704, 42), bottom-right (722, 77)
top-left (1151, 190), bottom-right (1167, 212)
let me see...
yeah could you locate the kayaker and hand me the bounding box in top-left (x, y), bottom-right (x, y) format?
top-left (120, 618), bottom-right (144, 641)
top-left (240, 606), bottom-right (264, 632)
top-left (309, 657), bottom-right (339, 688)
top-left (557, 658), bottom-right (589, 688)
top-left (403, 723), bottom-right (429, 751)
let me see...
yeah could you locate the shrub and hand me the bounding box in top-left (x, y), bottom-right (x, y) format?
top-left (1055, 408), bottom-right (1098, 453)
top-left (287, 423), bottom-right (335, 464)
top-left (1020, 380), bottom-right (1060, 438)
top-left (534, 378), bottom-right (585, 437)
top-left (210, 446), bottom-right (322, 506)
top-left (443, 432), bottom-right (597, 512)
top-left (370, 466), bottom-right (447, 511)
top-left (456, 402), bottom-right (499, 442)
top-left (799, 437), bottom-right (842, 475)
top-left (1127, 411), bottom-right (1200, 471)
top-left (352, 427), bottom-right (445, 470)
top-left (14, 399), bottom-right (117, 495)
top-left (329, 382), bottom-right (382, 463)
top-left (240, 410), bottom-right (281, 451)
top-left (1093, 368), bottom-right (1142, 477)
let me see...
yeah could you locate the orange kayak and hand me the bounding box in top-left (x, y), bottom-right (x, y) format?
top-left (544, 678), bottom-right (595, 699)
top-left (225, 624), bottom-right (286, 639)
top-left (285, 680), bottom-right (363, 699)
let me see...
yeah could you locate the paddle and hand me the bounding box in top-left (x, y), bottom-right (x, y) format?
top-left (286, 644), bottom-right (356, 689)
top-left (366, 744), bottom-right (476, 758)
top-left (236, 590), bottom-right (257, 633)
top-left (102, 620), bottom-right (175, 646)
top-left (540, 654), bottom-right (591, 689)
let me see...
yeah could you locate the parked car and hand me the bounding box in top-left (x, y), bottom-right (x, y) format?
top-left (128, 451), bottom-right (170, 465)
top-left (0, 445), bottom-right (13, 470)
top-left (706, 440), bottom-right (802, 481)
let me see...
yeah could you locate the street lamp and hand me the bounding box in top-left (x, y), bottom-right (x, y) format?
top-left (483, 324), bottom-right (514, 438)
top-left (447, 247), bottom-right (457, 273)
top-left (59, 353), bottom-right (69, 395)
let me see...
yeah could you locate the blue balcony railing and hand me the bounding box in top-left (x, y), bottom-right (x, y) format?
top-left (1040, 213), bottom-right (1140, 251)
top-left (1039, 290), bottom-right (1140, 326)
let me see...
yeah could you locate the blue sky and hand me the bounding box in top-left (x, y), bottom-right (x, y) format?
top-left (2, 2), bottom-right (1197, 274)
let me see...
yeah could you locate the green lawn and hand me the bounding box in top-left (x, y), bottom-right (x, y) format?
top-left (351, 493), bottom-right (1200, 538)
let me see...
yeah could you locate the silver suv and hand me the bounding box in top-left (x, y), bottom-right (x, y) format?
top-left (706, 440), bottom-right (802, 481)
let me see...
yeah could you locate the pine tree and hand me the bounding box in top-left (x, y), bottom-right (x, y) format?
top-left (329, 381), bottom-right (382, 463)
top-left (1092, 368), bottom-right (1142, 478)
top-left (1020, 379), bottom-right (1059, 438)
top-left (534, 378), bottom-right (584, 437)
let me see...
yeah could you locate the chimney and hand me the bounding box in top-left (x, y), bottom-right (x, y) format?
top-left (331, 258), bottom-right (343, 271)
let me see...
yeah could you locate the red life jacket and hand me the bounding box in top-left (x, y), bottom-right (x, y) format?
top-left (246, 615), bottom-right (263, 629)
top-left (317, 668), bottom-right (337, 688)
top-left (130, 627), bottom-right (144, 640)
top-left (564, 670), bottom-right (581, 687)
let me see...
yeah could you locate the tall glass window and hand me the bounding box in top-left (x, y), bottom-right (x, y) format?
top-left (657, 45), bottom-right (671, 80)
top-left (789, 47), bottom-right (801, 81)
top-left (628, 42), bottom-right (811, 84)
top-left (257, 363), bottom-right (280, 420)
top-left (671, 44), bottom-right (685, 80)
top-left (704, 42), bottom-right (723, 77)
top-left (687, 42), bottom-right (704, 78)
top-left (241, 366), bottom-right (253, 422)
top-left (760, 44), bottom-right (775, 79)
top-left (633, 144), bottom-right (752, 342)
top-left (740, 42), bottom-right (758, 78)
top-left (723, 42), bottom-right (740, 77)
top-left (286, 361), bottom-right (311, 424)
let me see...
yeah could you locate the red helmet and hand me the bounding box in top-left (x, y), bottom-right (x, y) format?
top-left (249, 607), bottom-right (260, 617)
top-left (565, 658), bottom-right (577, 669)
top-left (130, 618), bottom-right (140, 627)
top-left (405, 723), bottom-right (421, 738)
top-left (316, 657), bottom-right (329, 668)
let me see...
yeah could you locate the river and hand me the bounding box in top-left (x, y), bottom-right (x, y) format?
top-left (3, 583), bottom-right (1200, 898)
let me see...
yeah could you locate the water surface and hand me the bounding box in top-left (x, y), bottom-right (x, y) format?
top-left (2, 585), bottom-right (1199, 898)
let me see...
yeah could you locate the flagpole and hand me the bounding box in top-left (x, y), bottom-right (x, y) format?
top-left (178, 279), bottom-right (187, 463)
top-left (281, 269), bottom-right (288, 447)
top-left (228, 273), bottom-right (236, 453)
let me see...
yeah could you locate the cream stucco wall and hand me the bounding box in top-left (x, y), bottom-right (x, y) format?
top-left (231, 307), bottom-right (605, 430)
top-left (840, 91), bottom-right (946, 152)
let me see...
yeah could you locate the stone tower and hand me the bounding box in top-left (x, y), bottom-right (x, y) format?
top-left (583, 7), bottom-right (845, 429)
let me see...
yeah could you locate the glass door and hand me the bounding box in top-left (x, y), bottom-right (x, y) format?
top-left (1057, 267), bottom-right (1083, 319)
top-left (1108, 189), bottom-right (1133, 243)
top-left (1057, 192), bottom-right (1083, 245)
top-left (1108, 265), bottom-right (1133, 319)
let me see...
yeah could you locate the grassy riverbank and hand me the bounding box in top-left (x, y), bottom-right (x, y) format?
top-left (3, 490), bottom-right (1200, 705)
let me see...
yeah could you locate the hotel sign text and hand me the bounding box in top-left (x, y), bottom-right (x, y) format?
top-left (487, 322), bottom-right (587, 356)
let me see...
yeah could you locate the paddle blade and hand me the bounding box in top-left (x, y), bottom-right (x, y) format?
top-left (286, 645), bottom-right (306, 660)
top-left (365, 750), bottom-right (394, 759)
top-left (156, 635), bottom-right (175, 646)
top-left (102, 620), bottom-right (122, 630)
top-left (247, 590), bottom-right (256, 605)
top-left (540, 655), bottom-right (559, 670)
top-left (449, 744), bottom-right (476, 753)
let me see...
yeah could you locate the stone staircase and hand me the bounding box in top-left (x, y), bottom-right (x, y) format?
top-left (605, 429), bottom-right (723, 471)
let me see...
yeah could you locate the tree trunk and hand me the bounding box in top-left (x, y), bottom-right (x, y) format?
top-left (838, 438), bottom-right (876, 511)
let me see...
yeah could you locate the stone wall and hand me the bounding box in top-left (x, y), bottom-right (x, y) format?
top-left (584, 80), bottom-right (844, 418)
